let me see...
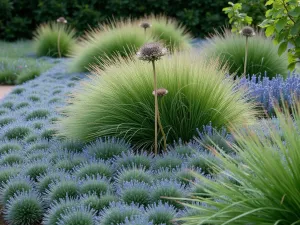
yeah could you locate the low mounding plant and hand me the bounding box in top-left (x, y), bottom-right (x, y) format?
top-left (34, 22), bottom-right (76, 58)
top-left (59, 52), bottom-right (256, 150)
top-left (202, 29), bottom-right (289, 78)
top-left (176, 99), bottom-right (300, 224)
top-left (69, 19), bottom-right (150, 72)
top-left (4, 191), bottom-right (44, 225)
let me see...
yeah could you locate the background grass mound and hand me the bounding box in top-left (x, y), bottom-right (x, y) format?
top-left (69, 16), bottom-right (192, 72)
top-left (60, 52), bottom-right (256, 150)
top-left (202, 30), bottom-right (289, 78)
top-left (34, 22), bottom-right (76, 58)
top-left (69, 20), bottom-right (150, 72)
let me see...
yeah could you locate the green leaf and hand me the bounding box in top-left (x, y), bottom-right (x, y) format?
top-left (259, 19), bottom-right (271, 28)
top-left (265, 26), bottom-right (275, 37)
top-left (288, 62), bottom-right (296, 71)
top-left (266, 0), bottom-right (274, 6)
top-left (295, 37), bottom-right (300, 47)
top-left (291, 20), bottom-right (300, 35)
top-left (278, 41), bottom-right (288, 56)
top-left (276, 18), bottom-right (287, 32)
top-left (288, 7), bottom-right (300, 17)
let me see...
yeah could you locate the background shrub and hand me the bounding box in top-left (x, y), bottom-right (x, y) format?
top-left (202, 30), bottom-right (289, 78)
top-left (34, 22), bottom-right (76, 58)
top-left (0, 0), bottom-right (230, 41)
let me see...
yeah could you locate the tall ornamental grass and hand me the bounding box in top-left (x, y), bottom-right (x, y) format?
top-left (59, 52), bottom-right (256, 150)
top-left (176, 99), bottom-right (300, 224)
top-left (34, 22), bottom-right (76, 58)
top-left (202, 29), bottom-right (288, 78)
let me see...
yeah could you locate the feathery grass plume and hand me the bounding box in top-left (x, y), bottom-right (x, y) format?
top-left (0, 176), bottom-right (34, 205)
top-left (98, 202), bottom-right (143, 225)
top-left (69, 18), bottom-right (151, 72)
top-left (202, 29), bottom-right (288, 78)
top-left (141, 15), bottom-right (192, 52)
top-left (176, 99), bottom-right (300, 224)
top-left (145, 202), bottom-right (177, 225)
top-left (43, 197), bottom-right (80, 225)
top-left (240, 26), bottom-right (255, 76)
top-left (59, 52), bottom-right (256, 150)
top-left (117, 181), bottom-right (152, 206)
top-left (4, 191), bottom-right (44, 225)
top-left (57, 205), bottom-right (96, 225)
top-left (34, 22), bottom-right (76, 58)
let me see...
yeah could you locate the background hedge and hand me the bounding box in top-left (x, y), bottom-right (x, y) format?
top-left (0, 0), bottom-right (265, 41)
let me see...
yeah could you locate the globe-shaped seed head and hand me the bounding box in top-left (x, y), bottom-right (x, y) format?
top-left (57, 17), bottom-right (67, 24)
top-left (240, 26), bottom-right (255, 37)
top-left (152, 88), bottom-right (168, 97)
top-left (140, 22), bottom-right (151, 29)
top-left (137, 42), bottom-right (167, 62)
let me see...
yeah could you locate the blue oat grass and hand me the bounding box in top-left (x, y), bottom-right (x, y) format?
top-left (73, 159), bottom-right (114, 179)
top-left (79, 175), bottom-right (113, 197)
top-left (4, 191), bottom-right (45, 225)
top-left (145, 201), bottom-right (178, 225)
top-left (116, 166), bottom-right (153, 185)
top-left (80, 193), bottom-right (118, 212)
top-left (57, 205), bottom-right (97, 225)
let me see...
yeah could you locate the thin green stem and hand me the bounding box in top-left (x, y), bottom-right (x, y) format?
top-left (243, 36), bottom-right (248, 76)
top-left (157, 108), bottom-right (167, 152)
top-left (152, 60), bottom-right (158, 155)
top-left (57, 26), bottom-right (62, 58)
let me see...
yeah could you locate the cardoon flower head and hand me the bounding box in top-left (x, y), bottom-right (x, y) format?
top-left (57, 17), bottom-right (67, 24)
top-left (240, 26), bottom-right (255, 37)
top-left (137, 42), bottom-right (167, 62)
top-left (152, 88), bottom-right (168, 97)
top-left (140, 21), bottom-right (151, 29)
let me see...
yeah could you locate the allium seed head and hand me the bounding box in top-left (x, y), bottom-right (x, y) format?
top-left (140, 21), bottom-right (151, 29)
top-left (240, 26), bottom-right (255, 37)
top-left (152, 88), bottom-right (168, 97)
top-left (137, 42), bottom-right (167, 62)
top-left (57, 17), bottom-right (67, 24)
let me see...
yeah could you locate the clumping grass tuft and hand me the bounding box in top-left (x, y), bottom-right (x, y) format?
top-left (116, 167), bottom-right (153, 185)
top-left (202, 29), bottom-right (289, 78)
top-left (74, 160), bottom-right (113, 179)
top-left (45, 179), bottom-right (79, 203)
top-left (4, 191), bottom-right (44, 225)
top-left (145, 202), bottom-right (177, 225)
top-left (176, 100), bottom-right (300, 224)
top-left (80, 194), bottom-right (117, 212)
top-left (60, 52), bottom-right (256, 150)
top-left (57, 205), bottom-right (96, 225)
top-left (69, 19), bottom-right (150, 72)
top-left (34, 22), bottom-right (76, 58)
top-left (79, 175), bottom-right (113, 197)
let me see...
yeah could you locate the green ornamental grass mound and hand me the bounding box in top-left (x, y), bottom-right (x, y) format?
top-left (145, 15), bottom-right (192, 52)
top-left (69, 20), bottom-right (150, 72)
top-left (176, 100), bottom-right (300, 224)
top-left (202, 29), bottom-right (288, 78)
top-left (34, 22), bottom-right (76, 58)
top-left (59, 52), bottom-right (256, 150)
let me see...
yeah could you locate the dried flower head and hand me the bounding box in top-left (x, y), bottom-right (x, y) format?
top-left (137, 42), bottom-right (167, 62)
top-left (140, 22), bottom-right (151, 29)
top-left (152, 88), bottom-right (168, 97)
top-left (57, 17), bottom-right (67, 24)
top-left (240, 26), bottom-right (255, 37)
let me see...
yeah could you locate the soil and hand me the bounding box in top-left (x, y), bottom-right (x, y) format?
top-left (0, 86), bottom-right (14, 100)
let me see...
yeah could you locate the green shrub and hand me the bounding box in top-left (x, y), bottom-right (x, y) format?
top-left (0, 70), bottom-right (16, 84)
top-left (69, 19), bottom-right (150, 72)
top-left (176, 100), bottom-right (300, 224)
top-left (60, 52), bottom-right (256, 150)
top-left (202, 29), bottom-right (288, 78)
top-left (34, 22), bottom-right (76, 58)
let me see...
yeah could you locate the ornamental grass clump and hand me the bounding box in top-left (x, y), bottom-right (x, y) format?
top-left (59, 52), bottom-right (256, 151)
top-left (34, 22), bottom-right (76, 58)
top-left (176, 99), bottom-right (300, 224)
top-left (202, 29), bottom-right (288, 78)
top-left (69, 19), bottom-right (150, 72)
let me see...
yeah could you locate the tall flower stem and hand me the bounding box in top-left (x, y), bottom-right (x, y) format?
top-left (152, 60), bottom-right (158, 155)
top-left (57, 27), bottom-right (62, 58)
top-left (144, 28), bottom-right (147, 35)
top-left (157, 108), bottom-right (167, 152)
top-left (243, 36), bottom-right (248, 76)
